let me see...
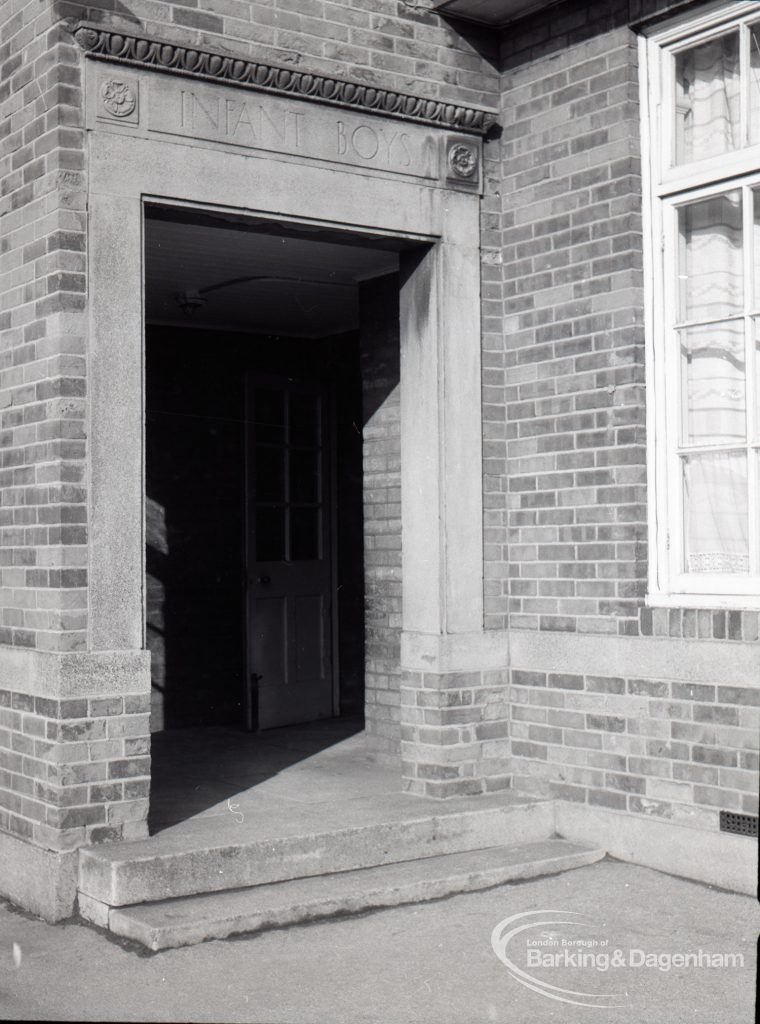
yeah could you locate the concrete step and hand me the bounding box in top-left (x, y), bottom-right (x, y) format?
top-left (78, 793), bottom-right (553, 907)
top-left (103, 839), bottom-right (605, 950)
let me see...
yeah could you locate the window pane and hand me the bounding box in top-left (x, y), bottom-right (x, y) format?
top-left (680, 321), bottom-right (746, 445)
top-left (678, 192), bottom-right (742, 321)
top-left (750, 24), bottom-right (760, 144)
top-left (289, 448), bottom-right (320, 503)
top-left (753, 190), bottom-right (760, 309)
top-left (254, 389), bottom-right (285, 444)
top-left (255, 506), bottom-right (285, 561)
top-left (675, 32), bottom-right (740, 165)
top-left (289, 393), bottom-right (320, 447)
top-left (290, 507), bottom-right (320, 561)
top-left (683, 451), bottom-right (748, 573)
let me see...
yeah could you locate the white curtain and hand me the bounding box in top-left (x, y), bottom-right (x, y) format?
top-left (680, 193), bottom-right (743, 322)
top-left (678, 190), bottom-right (748, 574)
top-left (676, 33), bottom-right (740, 164)
top-left (684, 452), bottom-right (748, 574)
top-left (673, 33), bottom-right (752, 574)
top-left (682, 321), bottom-right (745, 445)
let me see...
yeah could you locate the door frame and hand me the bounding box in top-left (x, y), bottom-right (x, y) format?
top-left (87, 117), bottom-right (486, 759)
top-left (243, 371), bottom-right (340, 731)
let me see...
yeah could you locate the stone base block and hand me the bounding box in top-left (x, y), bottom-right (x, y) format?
top-left (0, 828), bottom-right (77, 922)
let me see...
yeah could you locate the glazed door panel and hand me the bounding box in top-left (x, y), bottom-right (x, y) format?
top-left (246, 375), bottom-right (334, 729)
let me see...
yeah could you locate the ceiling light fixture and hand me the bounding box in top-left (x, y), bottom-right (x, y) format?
top-left (174, 289), bottom-right (207, 316)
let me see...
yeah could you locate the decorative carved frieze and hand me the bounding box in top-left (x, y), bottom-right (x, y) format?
top-left (73, 23), bottom-right (497, 136)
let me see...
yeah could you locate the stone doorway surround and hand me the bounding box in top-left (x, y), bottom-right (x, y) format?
top-left (79, 23), bottom-right (509, 809)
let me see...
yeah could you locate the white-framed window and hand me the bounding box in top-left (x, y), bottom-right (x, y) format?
top-left (641, 0), bottom-right (760, 608)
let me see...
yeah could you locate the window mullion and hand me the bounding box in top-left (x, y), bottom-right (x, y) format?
top-left (742, 21), bottom-right (751, 149)
top-left (744, 183), bottom-right (758, 574)
top-left (663, 200), bottom-right (683, 581)
top-left (662, 48), bottom-right (673, 180)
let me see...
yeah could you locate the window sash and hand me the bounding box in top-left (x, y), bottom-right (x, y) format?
top-left (643, 4), bottom-right (760, 606)
top-left (663, 183), bottom-right (760, 583)
top-left (655, 4), bottom-right (760, 192)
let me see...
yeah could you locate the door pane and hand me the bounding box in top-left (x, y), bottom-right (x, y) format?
top-left (290, 506), bottom-right (320, 561)
top-left (680, 321), bottom-right (746, 445)
top-left (255, 446), bottom-right (285, 502)
top-left (674, 31), bottom-right (740, 165)
top-left (254, 388), bottom-right (285, 444)
top-left (290, 448), bottom-right (320, 503)
top-left (289, 393), bottom-right (320, 446)
top-left (255, 506), bottom-right (285, 561)
top-left (683, 451), bottom-right (748, 573)
top-left (678, 192), bottom-right (743, 322)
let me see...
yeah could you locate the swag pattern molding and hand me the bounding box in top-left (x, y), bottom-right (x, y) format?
top-left (72, 23), bottom-right (498, 136)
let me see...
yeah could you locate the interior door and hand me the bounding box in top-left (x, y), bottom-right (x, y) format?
top-left (245, 374), bottom-right (335, 730)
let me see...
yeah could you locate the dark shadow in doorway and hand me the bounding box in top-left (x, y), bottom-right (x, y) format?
top-left (148, 716), bottom-right (364, 833)
top-left (145, 327), bottom-right (367, 729)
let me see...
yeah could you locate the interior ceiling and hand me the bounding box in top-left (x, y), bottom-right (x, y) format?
top-left (144, 215), bottom-right (400, 339)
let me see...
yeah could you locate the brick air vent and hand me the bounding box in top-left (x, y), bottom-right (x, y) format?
top-left (719, 811), bottom-right (758, 837)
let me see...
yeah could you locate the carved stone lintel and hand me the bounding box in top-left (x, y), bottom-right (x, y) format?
top-left (72, 23), bottom-right (498, 137)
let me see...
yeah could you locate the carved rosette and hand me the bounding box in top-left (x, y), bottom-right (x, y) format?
top-left (73, 23), bottom-right (497, 136)
top-left (100, 79), bottom-right (136, 117)
top-left (447, 142), bottom-right (478, 180)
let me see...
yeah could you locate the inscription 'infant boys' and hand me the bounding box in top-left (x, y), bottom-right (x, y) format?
top-left (178, 90), bottom-right (414, 171)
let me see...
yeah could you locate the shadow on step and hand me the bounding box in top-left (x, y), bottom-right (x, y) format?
top-left (148, 716), bottom-right (365, 834)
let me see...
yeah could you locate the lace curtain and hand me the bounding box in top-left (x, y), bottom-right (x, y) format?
top-left (676, 39), bottom-right (748, 572)
top-left (676, 33), bottom-right (740, 164)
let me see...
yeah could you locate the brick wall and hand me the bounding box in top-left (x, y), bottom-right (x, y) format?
top-left (0, 0), bottom-right (88, 654)
top-left (488, 6), bottom-right (647, 636)
top-left (510, 668), bottom-right (759, 823)
top-left (493, 0), bottom-right (759, 831)
top-left (0, 687), bottom-right (151, 850)
top-left (401, 668), bottom-right (511, 798)
top-left (75, 0), bottom-right (499, 109)
top-left (360, 276), bottom-right (402, 757)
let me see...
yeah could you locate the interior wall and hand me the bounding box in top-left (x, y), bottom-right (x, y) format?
top-left (145, 325), bottom-right (364, 730)
top-left (146, 328), bottom-right (245, 729)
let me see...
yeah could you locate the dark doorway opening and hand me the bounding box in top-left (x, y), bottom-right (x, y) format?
top-left (144, 205), bottom-right (403, 750)
top-left (146, 324), bottom-right (367, 729)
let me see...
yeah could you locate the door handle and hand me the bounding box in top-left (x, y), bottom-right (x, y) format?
top-left (256, 575), bottom-right (271, 585)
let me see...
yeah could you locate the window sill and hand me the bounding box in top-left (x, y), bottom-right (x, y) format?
top-left (646, 592), bottom-right (760, 611)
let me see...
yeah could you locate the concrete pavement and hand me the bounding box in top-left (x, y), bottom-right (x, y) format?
top-left (0, 859), bottom-right (757, 1023)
